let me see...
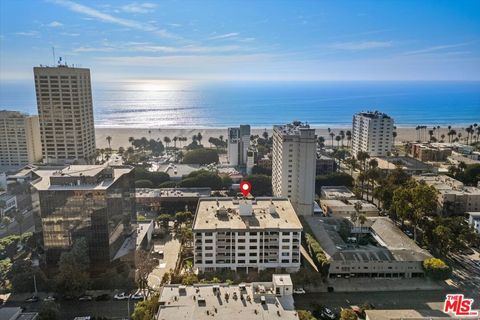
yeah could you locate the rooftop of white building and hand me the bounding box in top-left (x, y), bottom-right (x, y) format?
top-left (193, 197), bottom-right (302, 231)
top-left (156, 276), bottom-right (298, 320)
top-left (136, 187), bottom-right (211, 198)
top-left (273, 121), bottom-right (314, 136)
top-left (320, 186), bottom-right (356, 199)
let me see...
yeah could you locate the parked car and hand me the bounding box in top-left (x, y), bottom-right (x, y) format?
top-left (95, 294), bottom-right (111, 301)
top-left (293, 288), bottom-right (306, 294)
top-left (113, 292), bottom-right (131, 300)
top-left (43, 296), bottom-right (56, 302)
top-left (404, 230), bottom-right (413, 238)
top-left (62, 295), bottom-right (76, 301)
top-left (25, 295), bottom-right (39, 303)
top-left (131, 292), bottom-right (145, 300)
top-left (320, 307), bottom-right (336, 320)
top-left (78, 295), bottom-right (93, 301)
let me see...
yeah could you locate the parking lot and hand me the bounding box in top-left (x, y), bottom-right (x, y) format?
top-left (147, 231), bottom-right (181, 290)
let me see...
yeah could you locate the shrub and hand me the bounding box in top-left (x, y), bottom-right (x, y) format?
top-left (244, 174), bottom-right (272, 196)
top-left (423, 258), bottom-right (451, 280)
top-left (179, 170), bottom-right (223, 189)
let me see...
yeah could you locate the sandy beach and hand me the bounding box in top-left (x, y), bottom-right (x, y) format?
top-left (94, 126), bottom-right (463, 149)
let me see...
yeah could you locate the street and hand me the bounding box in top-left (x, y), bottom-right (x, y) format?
top-left (293, 289), bottom-right (479, 314)
top-left (0, 209), bottom-right (36, 238)
top-left (5, 299), bottom-right (139, 319)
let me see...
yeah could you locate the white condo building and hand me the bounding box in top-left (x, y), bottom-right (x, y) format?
top-left (227, 125), bottom-right (250, 166)
top-left (34, 65), bottom-right (96, 164)
top-left (193, 198), bottom-right (302, 273)
top-left (272, 122), bottom-right (316, 216)
top-left (352, 111), bottom-right (394, 157)
top-left (0, 111), bottom-right (42, 167)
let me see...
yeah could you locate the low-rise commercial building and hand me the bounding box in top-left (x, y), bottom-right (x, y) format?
top-left (409, 143), bottom-right (452, 162)
top-left (320, 199), bottom-right (379, 217)
top-left (316, 155), bottom-right (337, 175)
top-left (413, 175), bottom-right (480, 215)
top-left (375, 156), bottom-right (435, 175)
top-left (306, 216), bottom-right (432, 279)
top-left (320, 186), bottom-right (356, 200)
top-left (193, 197), bottom-right (302, 273)
top-left (156, 274), bottom-right (299, 320)
top-left (0, 192), bottom-right (17, 217)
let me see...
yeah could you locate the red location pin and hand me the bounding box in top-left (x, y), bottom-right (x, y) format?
top-left (240, 180), bottom-right (252, 198)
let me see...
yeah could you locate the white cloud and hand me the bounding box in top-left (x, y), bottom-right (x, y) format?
top-left (15, 31), bottom-right (39, 37)
top-left (120, 2), bottom-right (156, 14)
top-left (73, 46), bottom-right (115, 52)
top-left (49, 0), bottom-right (178, 39)
top-left (48, 21), bottom-right (63, 27)
top-left (401, 42), bottom-right (474, 56)
top-left (71, 43), bottom-right (246, 54)
top-left (328, 40), bottom-right (393, 50)
top-left (208, 32), bottom-right (239, 40)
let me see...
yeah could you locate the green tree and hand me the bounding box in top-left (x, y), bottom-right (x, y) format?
top-left (135, 179), bottom-right (154, 188)
top-left (298, 310), bottom-right (317, 320)
top-left (157, 214), bottom-right (171, 230)
top-left (244, 174), bottom-right (272, 196)
top-left (182, 148), bottom-right (219, 165)
top-left (55, 238), bottom-right (91, 295)
top-left (131, 294), bottom-right (160, 320)
top-left (315, 173), bottom-right (354, 194)
top-left (340, 308), bottom-right (358, 320)
top-left (39, 302), bottom-right (60, 320)
top-left (8, 259), bottom-right (47, 293)
top-left (179, 170), bottom-right (223, 189)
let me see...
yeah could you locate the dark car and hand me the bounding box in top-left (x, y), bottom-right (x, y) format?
top-left (25, 295), bottom-right (39, 303)
top-left (63, 295), bottom-right (76, 301)
top-left (95, 294), bottom-right (111, 301)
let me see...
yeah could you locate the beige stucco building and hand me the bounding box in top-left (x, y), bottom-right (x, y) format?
top-left (0, 111), bottom-right (42, 167)
top-left (272, 122), bottom-right (316, 216)
top-left (34, 65), bottom-right (96, 164)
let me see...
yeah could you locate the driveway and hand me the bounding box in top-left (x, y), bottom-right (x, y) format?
top-left (147, 232), bottom-right (181, 290)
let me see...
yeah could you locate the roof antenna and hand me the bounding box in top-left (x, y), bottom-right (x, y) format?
top-left (52, 47), bottom-right (56, 66)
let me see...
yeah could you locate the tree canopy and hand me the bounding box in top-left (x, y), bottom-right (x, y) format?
top-left (182, 148), bottom-right (219, 165)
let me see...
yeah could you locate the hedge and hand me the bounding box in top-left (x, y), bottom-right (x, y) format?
top-left (305, 233), bottom-right (330, 276)
top-left (423, 258), bottom-right (451, 280)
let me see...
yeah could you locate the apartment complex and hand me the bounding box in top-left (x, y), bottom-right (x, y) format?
top-left (227, 125), bottom-right (250, 166)
top-left (0, 111), bottom-right (42, 167)
top-left (31, 165), bottom-right (135, 271)
top-left (409, 143), bottom-right (452, 162)
top-left (34, 65), bottom-right (96, 164)
top-left (352, 111), bottom-right (394, 157)
top-left (272, 122), bottom-right (316, 216)
top-left (413, 174), bottom-right (480, 215)
top-left (193, 198), bottom-right (302, 273)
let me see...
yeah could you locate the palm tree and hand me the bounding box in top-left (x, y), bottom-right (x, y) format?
top-left (339, 130), bottom-right (345, 147)
top-left (329, 132), bottom-right (335, 147)
top-left (173, 137), bottom-right (178, 149)
top-left (262, 131), bottom-right (269, 140)
top-left (219, 135), bottom-right (224, 143)
top-left (346, 130), bottom-right (352, 148)
top-left (196, 132), bottom-right (203, 145)
top-left (106, 136), bottom-right (112, 149)
top-left (164, 136), bottom-right (171, 148)
top-left (317, 136), bottom-right (325, 148)
top-left (335, 135), bottom-right (341, 148)
top-left (440, 134), bottom-right (445, 142)
top-left (128, 136), bottom-right (135, 146)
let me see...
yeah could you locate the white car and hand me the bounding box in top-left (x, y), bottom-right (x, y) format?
top-left (114, 292), bottom-right (131, 300)
top-left (293, 288), bottom-right (306, 294)
top-left (43, 296), bottom-right (56, 302)
top-left (78, 295), bottom-right (93, 301)
top-left (131, 292), bottom-right (145, 300)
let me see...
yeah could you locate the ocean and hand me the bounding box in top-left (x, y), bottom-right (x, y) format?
top-left (1, 80), bottom-right (479, 128)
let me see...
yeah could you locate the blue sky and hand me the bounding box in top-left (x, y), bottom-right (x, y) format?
top-left (1, 0), bottom-right (479, 81)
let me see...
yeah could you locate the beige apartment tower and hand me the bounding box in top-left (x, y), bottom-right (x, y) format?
top-left (0, 110), bottom-right (42, 167)
top-left (34, 65), bottom-right (96, 164)
top-left (272, 121), bottom-right (316, 216)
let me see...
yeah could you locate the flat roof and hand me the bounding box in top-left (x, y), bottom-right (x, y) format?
top-left (136, 188), bottom-right (211, 198)
top-left (193, 197), bottom-right (302, 231)
top-left (157, 163), bottom-right (201, 179)
top-left (375, 156), bottom-right (433, 171)
top-left (32, 165), bottom-right (132, 191)
top-left (157, 282), bottom-right (298, 320)
top-left (320, 186), bottom-right (355, 199)
top-left (305, 216), bottom-right (431, 263)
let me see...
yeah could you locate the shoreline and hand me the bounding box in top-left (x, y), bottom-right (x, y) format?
top-left (95, 126), bottom-right (466, 149)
